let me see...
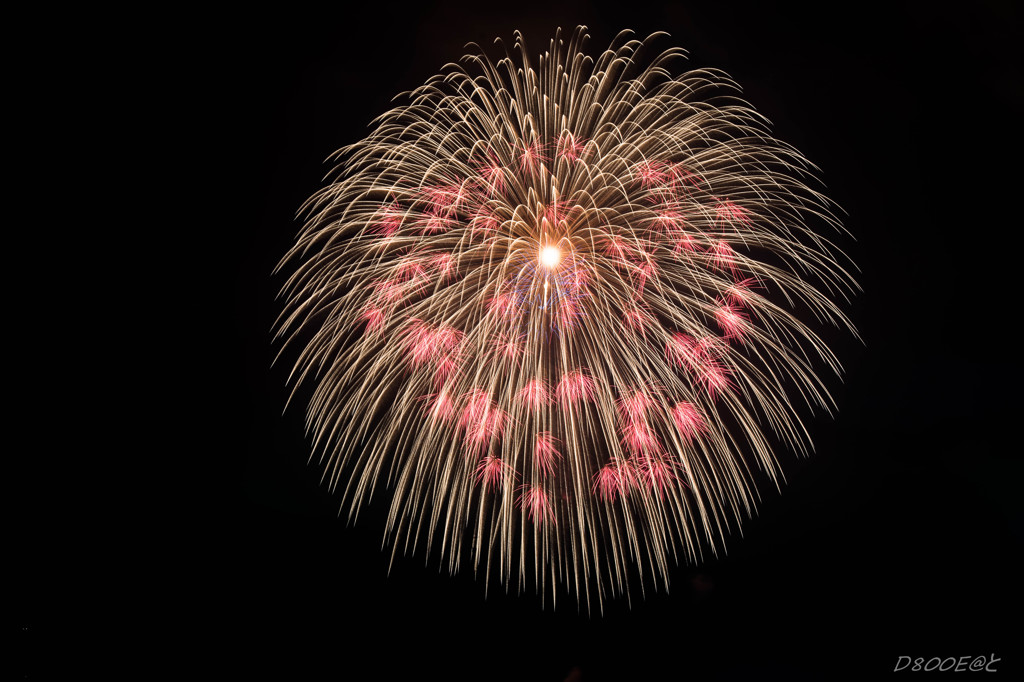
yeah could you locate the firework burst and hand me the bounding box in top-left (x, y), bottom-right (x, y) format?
top-left (275, 27), bottom-right (858, 610)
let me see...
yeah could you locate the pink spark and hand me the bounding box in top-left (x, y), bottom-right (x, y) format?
top-left (634, 160), bottom-right (669, 189)
top-left (617, 388), bottom-right (657, 423)
top-left (593, 465), bottom-right (624, 501)
top-left (563, 258), bottom-right (591, 293)
top-left (491, 333), bottom-right (524, 363)
top-left (405, 320), bottom-right (462, 368)
top-left (478, 158), bottom-right (508, 195)
top-left (557, 298), bottom-right (582, 330)
top-left (629, 260), bottom-right (657, 296)
top-left (370, 202), bottom-right (403, 239)
top-left (715, 200), bottom-right (751, 226)
top-left (557, 132), bottom-right (586, 162)
top-left (673, 232), bottom-right (701, 254)
top-left (393, 257), bottom-right (427, 283)
top-left (433, 325), bottom-right (463, 352)
top-left (556, 370), bottom-right (596, 407)
top-left (487, 292), bottom-right (519, 319)
top-left (544, 199), bottom-right (572, 226)
top-left (617, 388), bottom-right (662, 456)
top-left (433, 354), bottom-right (461, 385)
top-left (667, 333), bottom-right (711, 371)
top-left (423, 390), bottom-right (456, 423)
top-left (635, 455), bottom-right (677, 497)
top-left (448, 178), bottom-right (474, 212)
top-left (428, 253), bottom-right (458, 282)
top-left (592, 458), bottom-right (638, 501)
top-left (668, 334), bottom-right (728, 381)
top-left (519, 141), bottom-right (546, 175)
top-left (421, 184), bottom-right (453, 214)
top-left (406, 319), bottom-right (438, 367)
top-left (470, 207), bottom-right (501, 239)
top-left (420, 212), bottom-right (454, 234)
top-left (475, 455), bottom-right (513, 491)
top-left (694, 335), bottom-right (727, 360)
top-left (724, 279), bottom-right (755, 306)
top-left (460, 389), bottom-right (490, 424)
top-left (358, 305), bottom-right (385, 332)
top-left (671, 402), bottom-right (706, 441)
top-left (517, 485), bottom-right (554, 524)
top-left (624, 305), bottom-right (655, 337)
top-left (464, 410), bottom-right (505, 451)
top-left (371, 278), bottom-right (405, 305)
top-left (602, 234), bottom-right (632, 260)
top-left (621, 420), bottom-right (660, 457)
top-left (715, 303), bottom-right (749, 341)
top-left (699, 361), bottom-right (733, 400)
top-left (666, 333), bottom-right (695, 369)
top-left (652, 207), bottom-right (685, 233)
top-left (710, 240), bottom-right (738, 277)
top-left (488, 408), bottom-right (512, 440)
top-left (422, 178), bottom-right (470, 215)
top-left (534, 432), bottom-right (561, 477)
top-left (517, 378), bottom-right (551, 410)
top-left (459, 389), bottom-right (510, 451)
top-left (667, 163), bottom-right (703, 189)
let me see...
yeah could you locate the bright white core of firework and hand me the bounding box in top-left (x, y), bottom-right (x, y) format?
top-left (540, 246), bottom-right (561, 269)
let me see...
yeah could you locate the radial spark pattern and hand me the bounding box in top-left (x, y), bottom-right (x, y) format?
top-left (275, 27), bottom-right (858, 609)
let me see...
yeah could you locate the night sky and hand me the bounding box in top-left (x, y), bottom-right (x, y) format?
top-left (20, 2), bottom-right (1021, 679)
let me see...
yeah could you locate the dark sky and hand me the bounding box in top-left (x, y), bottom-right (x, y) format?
top-left (25, 2), bottom-right (1021, 679)
top-left (233, 3), bottom-right (1020, 680)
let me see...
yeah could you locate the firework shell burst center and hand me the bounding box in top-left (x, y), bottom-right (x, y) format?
top-left (275, 27), bottom-right (859, 610)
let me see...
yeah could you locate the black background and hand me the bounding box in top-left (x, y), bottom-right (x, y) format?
top-left (231, 2), bottom-right (1023, 679)
top-left (20, 1), bottom-right (1023, 679)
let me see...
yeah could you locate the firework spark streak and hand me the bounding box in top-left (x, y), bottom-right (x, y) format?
top-left (275, 27), bottom-right (858, 610)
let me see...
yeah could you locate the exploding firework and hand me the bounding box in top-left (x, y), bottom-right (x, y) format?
top-left (275, 27), bottom-right (858, 609)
